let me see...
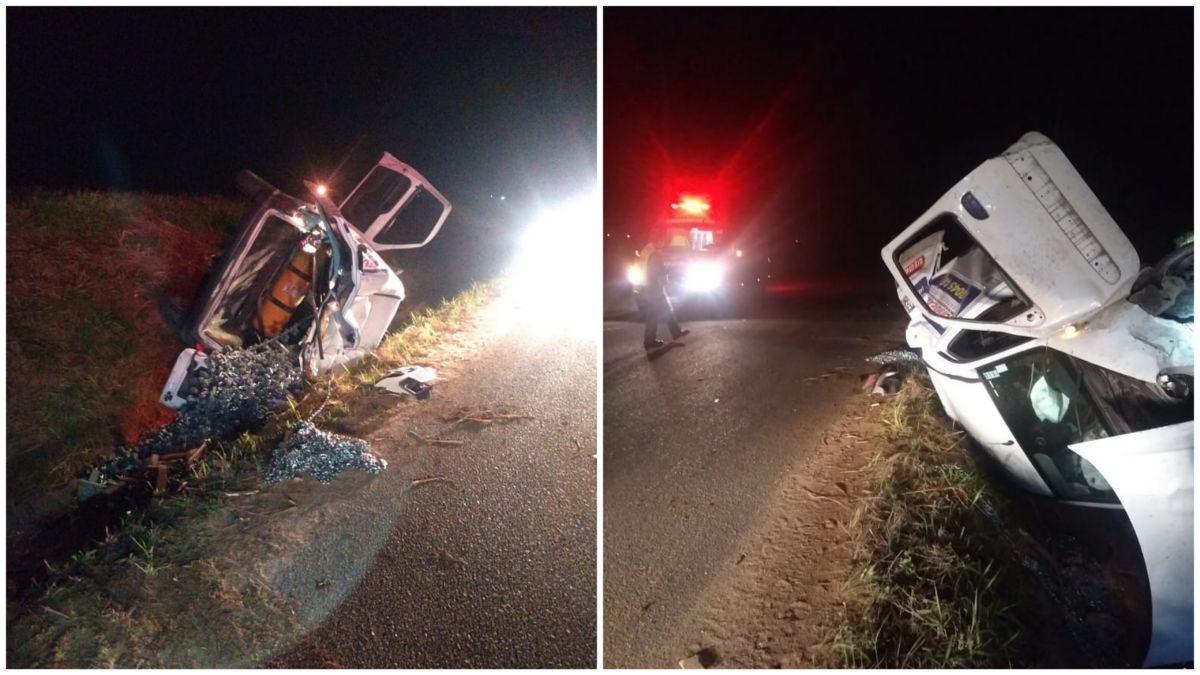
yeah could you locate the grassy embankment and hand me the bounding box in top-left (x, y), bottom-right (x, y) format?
top-left (9, 281), bottom-right (498, 668)
top-left (7, 190), bottom-right (243, 503)
top-left (830, 374), bottom-right (1056, 662)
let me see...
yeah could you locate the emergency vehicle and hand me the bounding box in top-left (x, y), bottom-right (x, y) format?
top-left (625, 193), bottom-right (763, 313)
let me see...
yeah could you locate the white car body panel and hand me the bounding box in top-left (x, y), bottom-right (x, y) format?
top-left (339, 152), bottom-right (452, 252)
top-left (925, 369), bottom-right (1053, 497)
top-left (301, 225), bottom-right (405, 375)
top-left (882, 131), bottom-right (1141, 338)
top-left (1070, 422), bottom-right (1194, 667)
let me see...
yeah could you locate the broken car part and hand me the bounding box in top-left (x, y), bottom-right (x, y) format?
top-left (117, 154), bottom-right (448, 489)
top-left (880, 131), bottom-right (1193, 666)
top-left (374, 365), bottom-right (437, 400)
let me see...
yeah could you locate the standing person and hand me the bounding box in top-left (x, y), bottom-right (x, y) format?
top-left (642, 242), bottom-right (690, 349)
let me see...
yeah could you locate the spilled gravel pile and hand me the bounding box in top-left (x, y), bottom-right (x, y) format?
top-left (264, 420), bottom-right (387, 484)
top-left (92, 339), bottom-right (306, 483)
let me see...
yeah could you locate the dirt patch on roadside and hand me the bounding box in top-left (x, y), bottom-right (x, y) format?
top-left (667, 394), bottom-right (886, 668)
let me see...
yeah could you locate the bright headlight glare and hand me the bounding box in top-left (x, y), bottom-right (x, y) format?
top-left (626, 264), bottom-right (645, 286)
top-left (684, 260), bottom-right (723, 292)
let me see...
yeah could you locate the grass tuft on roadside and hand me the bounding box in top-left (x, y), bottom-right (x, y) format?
top-left (832, 377), bottom-right (1034, 668)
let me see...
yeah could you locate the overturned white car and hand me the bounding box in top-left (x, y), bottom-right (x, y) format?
top-left (162, 153), bottom-right (451, 407)
top-left (880, 132), bottom-right (1193, 667)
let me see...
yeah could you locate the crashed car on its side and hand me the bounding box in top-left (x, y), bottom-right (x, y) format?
top-left (162, 153), bottom-right (451, 405)
top-left (880, 132), bottom-right (1193, 667)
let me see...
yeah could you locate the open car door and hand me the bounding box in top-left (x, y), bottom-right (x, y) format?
top-left (338, 153), bottom-right (452, 251)
top-left (1070, 422), bottom-right (1194, 667)
top-left (882, 132), bottom-right (1140, 339)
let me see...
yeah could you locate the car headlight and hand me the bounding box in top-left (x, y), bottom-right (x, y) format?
top-left (626, 264), bottom-right (646, 286)
top-left (684, 260), bottom-right (723, 292)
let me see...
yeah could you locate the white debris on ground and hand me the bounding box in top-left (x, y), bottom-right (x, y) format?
top-left (264, 420), bottom-right (387, 485)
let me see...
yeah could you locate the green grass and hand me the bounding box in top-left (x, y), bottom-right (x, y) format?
top-left (7, 189), bottom-right (244, 503)
top-left (832, 378), bottom-right (1034, 668)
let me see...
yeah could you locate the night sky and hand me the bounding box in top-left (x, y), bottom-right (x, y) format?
top-left (604, 7), bottom-right (1193, 278)
top-left (8, 7), bottom-right (596, 209)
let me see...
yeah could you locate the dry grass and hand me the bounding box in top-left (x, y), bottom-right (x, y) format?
top-left (10, 500), bottom-right (299, 667)
top-left (832, 377), bottom-right (1035, 668)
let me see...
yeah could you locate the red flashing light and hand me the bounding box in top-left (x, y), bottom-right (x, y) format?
top-left (671, 193), bottom-right (711, 216)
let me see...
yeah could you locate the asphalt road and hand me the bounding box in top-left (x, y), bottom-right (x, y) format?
top-left (602, 292), bottom-right (905, 667)
top-left (271, 299), bottom-right (596, 668)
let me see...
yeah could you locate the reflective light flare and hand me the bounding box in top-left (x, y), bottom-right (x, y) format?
top-left (683, 260), bottom-right (724, 293)
top-left (504, 193), bottom-right (600, 336)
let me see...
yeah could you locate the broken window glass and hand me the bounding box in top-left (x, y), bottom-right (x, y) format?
top-left (979, 347), bottom-right (1115, 503)
top-left (896, 212), bottom-right (1032, 324)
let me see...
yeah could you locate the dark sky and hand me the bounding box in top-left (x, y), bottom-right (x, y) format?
top-left (8, 7), bottom-right (596, 208)
top-left (605, 7), bottom-right (1193, 276)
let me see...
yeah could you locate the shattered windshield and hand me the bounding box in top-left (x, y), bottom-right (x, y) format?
top-left (897, 213), bottom-right (1032, 323)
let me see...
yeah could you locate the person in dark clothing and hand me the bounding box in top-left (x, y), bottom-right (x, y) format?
top-left (642, 244), bottom-right (690, 349)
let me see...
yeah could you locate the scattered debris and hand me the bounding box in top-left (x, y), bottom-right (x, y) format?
top-left (89, 338), bottom-right (306, 489)
top-left (408, 476), bottom-right (455, 489)
top-left (443, 407), bottom-right (534, 428)
top-left (375, 365), bottom-right (437, 400)
top-left (862, 349), bottom-right (917, 396)
top-left (263, 420), bottom-right (386, 485)
top-left (407, 430), bottom-right (464, 446)
top-left (679, 647), bottom-right (720, 669)
top-left (864, 348), bottom-right (922, 368)
top-left (870, 369), bottom-right (904, 395)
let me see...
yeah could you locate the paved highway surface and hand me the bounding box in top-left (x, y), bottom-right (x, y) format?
top-left (272, 300), bottom-right (597, 668)
top-left (603, 293), bottom-right (905, 667)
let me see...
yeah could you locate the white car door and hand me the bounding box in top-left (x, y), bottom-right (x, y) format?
top-left (1070, 422), bottom-right (1194, 667)
top-left (338, 153), bottom-right (452, 251)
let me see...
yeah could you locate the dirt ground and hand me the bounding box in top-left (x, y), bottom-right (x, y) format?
top-left (665, 392), bottom-right (885, 668)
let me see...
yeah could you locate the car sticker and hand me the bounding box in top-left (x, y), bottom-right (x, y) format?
top-left (913, 278), bottom-right (947, 334)
top-left (903, 254), bottom-right (926, 276)
top-left (925, 272), bottom-right (983, 318)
